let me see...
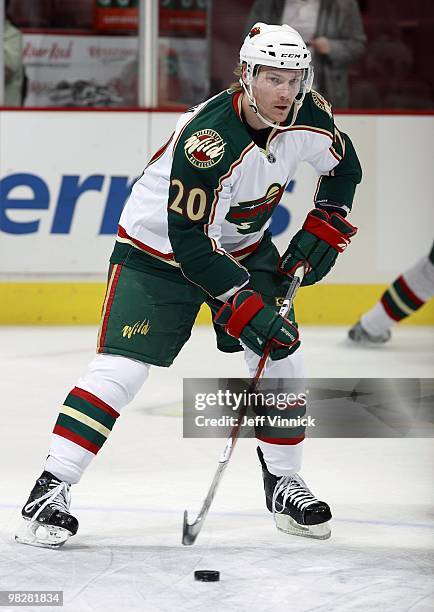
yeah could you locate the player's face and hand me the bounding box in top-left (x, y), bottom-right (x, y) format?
top-left (252, 67), bottom-right (303, 124)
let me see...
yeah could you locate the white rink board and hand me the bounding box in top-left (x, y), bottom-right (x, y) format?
top-left (375, 116), bottom-right (434, 274)
top-left (0, 110), bottom-right (150, 277)
top-left (0, 110), bottom-right (433, 281)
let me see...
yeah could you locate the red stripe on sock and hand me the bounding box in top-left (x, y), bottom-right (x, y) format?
top-left (398, 276), bottom-right (424, 307)
top-left (256, 435), bottom-right (305, 445)
top-left (98, 264), bottom-right (122, 350)
top-left (53, 425), bottom-right (101, 455)
top-left (70, 387), bottom-right (120, 419)
top-left (380, 295), bottom-right (401, 321)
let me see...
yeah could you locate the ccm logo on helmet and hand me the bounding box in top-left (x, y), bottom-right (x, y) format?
top-left (281, 53), bottom-right (302, 58)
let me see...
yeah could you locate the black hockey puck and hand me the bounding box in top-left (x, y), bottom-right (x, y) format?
top-left (194, 570), bottom-right (220, 582)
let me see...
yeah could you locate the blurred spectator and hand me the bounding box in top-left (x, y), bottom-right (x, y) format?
top-left (4, 0), bottom-right (24, 105)
top-left (351, 19), bottom-right (433, 109)
top-left (244, 0), bottom-right (366, 108)
top-left (366, 25), bottom-right (413, 79)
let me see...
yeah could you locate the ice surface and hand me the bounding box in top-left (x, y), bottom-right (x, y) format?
top-left (0, 325), bottom-right (433, 611)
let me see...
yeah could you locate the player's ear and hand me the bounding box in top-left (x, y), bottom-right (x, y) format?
top-left (241, 63), bottom-right (248, 86)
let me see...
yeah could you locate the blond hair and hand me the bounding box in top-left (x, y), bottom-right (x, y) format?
top-left (229, 62), bottom-right (273, 92)
top-left (228, 63), bottom-right (243, 92)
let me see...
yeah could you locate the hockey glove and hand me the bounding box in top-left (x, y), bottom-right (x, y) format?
top-left (214, 289), bottom-right (300, 360)
top-left (278, 209), bottom-right (357, 286)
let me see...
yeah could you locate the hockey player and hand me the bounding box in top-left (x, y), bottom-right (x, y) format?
top-left (349, 242), bottom-right (434, 343)
top-left (16, 23), bottom-right (361, 548)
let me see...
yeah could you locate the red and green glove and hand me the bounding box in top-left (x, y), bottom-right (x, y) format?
top-left (214, 289), bottom-right (300, 360)
top-left (278, 209), bottom-right (357, 286)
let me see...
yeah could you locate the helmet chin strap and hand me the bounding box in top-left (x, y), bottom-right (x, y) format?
top-left (240, 78), bottom-right (302, 131)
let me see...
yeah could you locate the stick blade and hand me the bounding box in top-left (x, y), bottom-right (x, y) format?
top-left (182, 510), bottom-right (198, 546)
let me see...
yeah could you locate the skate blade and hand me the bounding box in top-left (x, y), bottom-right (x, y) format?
top-left (275, 513), bottom-right (331, 540)
top-left (15, 519), bottom-right (72, 549)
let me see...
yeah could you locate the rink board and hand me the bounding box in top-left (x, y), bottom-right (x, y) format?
top-left (0, 109), bottom-right (433, 324)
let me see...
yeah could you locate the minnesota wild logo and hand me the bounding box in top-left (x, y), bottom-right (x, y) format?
top-left (249, 26), bottom-right (261, 38)
top-left (226, 183), bottom-right (285, 234)
top-left (184, 129), bottom-right (226, 169)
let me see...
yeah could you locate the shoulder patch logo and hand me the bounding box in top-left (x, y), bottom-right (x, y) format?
top-left (184, 129), bottom-right (226, 169)
top-left (312, 90), bottom-right (333, 118)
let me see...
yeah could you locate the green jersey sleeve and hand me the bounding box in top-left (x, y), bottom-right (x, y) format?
top-left (315, 126), bottom-right (362, 212)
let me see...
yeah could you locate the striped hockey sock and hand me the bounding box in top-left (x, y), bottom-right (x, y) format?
top-left (380, 275), bottom-right (425, 322)
top-left (54, 386), bottom-right (120, 454)
top-left (362, 248), bottom-right (434, 337)
top-left (46, 387), bottom-right (120, 483)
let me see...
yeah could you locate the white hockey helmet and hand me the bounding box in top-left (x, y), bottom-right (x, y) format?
top-left (239, 23), bottom-right (314, 128)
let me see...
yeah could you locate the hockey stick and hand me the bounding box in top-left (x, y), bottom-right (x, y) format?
top-left (182, 262), bottom-right (306, 545)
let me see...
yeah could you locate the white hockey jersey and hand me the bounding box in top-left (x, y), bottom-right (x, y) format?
top-left (117, 89), bottom-right (361, 298)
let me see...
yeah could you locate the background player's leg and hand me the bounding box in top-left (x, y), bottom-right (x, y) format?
top-left (350, 248), bottom-right (434, 343)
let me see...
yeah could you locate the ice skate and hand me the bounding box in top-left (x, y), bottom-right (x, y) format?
top-left (258, 448), bottom-right (331, 540)
top-left (348, 321), bottom-right (391, 344)
top-left (15, 471), bottom-right (78, 548)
